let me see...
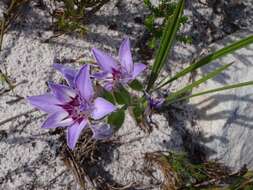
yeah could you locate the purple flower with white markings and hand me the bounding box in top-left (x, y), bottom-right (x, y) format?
top-left (53, 63), bottom-right (77, 87)
top-left (91, 124), bottom-right (113, 140)
top-left (27, 64), bottom-right (116, 149)
top-left (145, 93), bottom-right (164, 110)
top-left (92, 38), bottom-right (146, 91)
top-left (149, 97), bottom-right (164, 109)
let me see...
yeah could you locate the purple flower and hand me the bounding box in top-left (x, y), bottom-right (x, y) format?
top-left (149, 97), bottom-right (164, 109)
top-left (27, 64), bottom-right (116, 149)
top-left (145, 93), bottom-right (164, 110)
top-left (91, 124), bottom-right (113, 140)
top-left (92, 38), bottom-right (146, 91)
top-left (53, 63), bottom-right (77, 88)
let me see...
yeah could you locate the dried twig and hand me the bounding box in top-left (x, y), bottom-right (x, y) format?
top-left (62, 146), bottom-right (88, 189)
top-left (0, 109), bottom-right (37, 126)
top-left (193, 164), bottom-right (248, 188)
top-left (145, 152), bottom-right (179, 190)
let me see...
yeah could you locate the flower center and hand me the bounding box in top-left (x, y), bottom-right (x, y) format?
top-left (62, 96), bottom-right (93, 123)
top-left (112, 68), bottom-right (122, 81)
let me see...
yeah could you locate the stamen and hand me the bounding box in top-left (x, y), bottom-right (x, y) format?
top-left (61, 96), bottom-right (93, 123)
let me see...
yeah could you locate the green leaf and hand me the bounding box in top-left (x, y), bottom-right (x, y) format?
top-left (129, 79), bottom-right (144, 91)
top-left (101, 90), bottom-right (115, 104)
top-left (63, 0), bottom-right (75, 14)
top-left (0, 72), bottom-right (5, 83)
top-left (113, 86), bottom-right (131, 105)
top-left (156, 35), bottom-right (253, 90)
top-left (176, 35), bottom-right (192, 44)
top-left (167, 80), bottom-right (253, 104)
top-left (131, 98), bottom-right (148, 124)
top-left (144, 15), bottom-right (155, 32)
top-left (166, 62), bottom-right (234, 102)
top-left (132, 104), bottom-right (144, 124)
top-left (180, 15), bottom-right (188, 25)
top-left (144, 0), bottom-right (151, 7)
top-left (146, 0), bottom-right (185, 91)
top-left (147, 37), bottom-right (156, 49)
top-left (108, 109), bottom-right (125, 130)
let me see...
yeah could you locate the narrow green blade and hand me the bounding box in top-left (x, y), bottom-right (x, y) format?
top-left (166, 62), bottom-right (234, 102)
top-left (156, 35), bottom-right (253, 90)
top-left (0, 70), bottom-right (13, 89)
top-left (146, 0), bottom-right (185, 91)
top-left (167, 81), bottom-right (253, 104)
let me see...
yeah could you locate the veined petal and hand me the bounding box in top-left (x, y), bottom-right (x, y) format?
top-left (120, 73), bottom-right (132, 84)
top-left (48, 82), bottom-right (76, 103)
top-left (93, 71), bottom-right (108, 80)
top-left (92, 48), bottom-right (118, 72)
top-left (103, 81), bottom-right (114, 91)
top-left (93, 72), bottom-right (114, 91)
top-left (53, 63), bottom-right (77, 87)
top-left (27, 93), bottom-right (62, 113)
top-left (74, 64), bottom-right (94, 101)
top-left (132, 63), bottom-right (146, 79)
top-left (91, 97), bottom-right (116, 120)
top-left (41, 111), bottom-right (74, 129)
top-left (90, 124), bottom-right (113, 140)
top-left (67, 119), bottom-right (88, 149)
top-left (119, 38), bottom-right (133, 73)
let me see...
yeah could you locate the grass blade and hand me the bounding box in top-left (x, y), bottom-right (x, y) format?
top-left (146, 0), bottom-right (185, 91)
top-left (167, 81), bottom-right (253, 104)
top-left (0, 69), bottom-right (13, 89)
top-left (166, 62), bottom-right (234, 102)
top-left (156, 35), bottom-right (253, 90)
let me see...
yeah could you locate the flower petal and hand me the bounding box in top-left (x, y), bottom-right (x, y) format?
top-left (103, 81), bottom-right (114, 91)
top-left (67, 119), bottom-right (88, 149)
top-left (27, 93), bottom-right (62, 113)
top-left (92, 48), bottom-right (118, 72)
top-left (93, 72), bottom-right (114, 91)
top-left (53, 63), bottom-right (77, 87)
top-left (149, 97), bottom-right (164, 109)
top-left (48, 82), bottom-right (76, 103)
top-left (119, 38), bottom-right (133, 74)
top-left (74, 64), bottom-right (94, 101)
top-left (132, 63), bottom-right (146, 79)
top-left (93, 71), bottom-right (108, 80)
top-left (91, 97), bottom-right (116, 120)
top-left (41, 111), bottom-right (74, 129)
top-left (90, 124), bottom-right (113, 140)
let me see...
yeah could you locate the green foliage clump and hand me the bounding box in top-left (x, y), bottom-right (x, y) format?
top-left (146, 152), bottom-right (253, 189)
top-left (144, 0), bottom-right (191, 49)
top-left (52, 0), bottom-right (110, 35)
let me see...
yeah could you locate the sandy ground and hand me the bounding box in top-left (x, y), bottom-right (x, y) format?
top-left (190, 29), bottom-right (253, 170)
top-left (0, 0), bottom-right (252, 189)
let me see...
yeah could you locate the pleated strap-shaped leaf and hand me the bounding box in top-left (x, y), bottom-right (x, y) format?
top-left (167, 81), bottom-right (253, 104)
top-left (166, 62), bottom-right (234, 103)
top-left (146, 0), bottom-right (185, 91)
top-left (156, 35), bottom-right (253, 90)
